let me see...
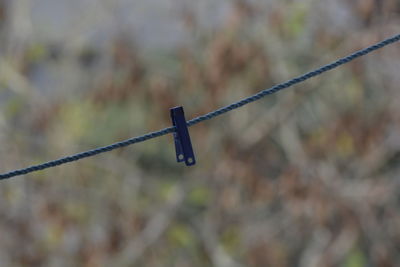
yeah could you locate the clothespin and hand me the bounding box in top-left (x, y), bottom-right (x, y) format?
top-left (170, 106), bottom-right (196, 166)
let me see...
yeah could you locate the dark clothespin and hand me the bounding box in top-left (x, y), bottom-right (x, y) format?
top-left (170, 106), bottom-right (196, 166)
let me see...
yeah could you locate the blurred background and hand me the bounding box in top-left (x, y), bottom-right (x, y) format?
top-left (0, 0), bottom-right (399, 266)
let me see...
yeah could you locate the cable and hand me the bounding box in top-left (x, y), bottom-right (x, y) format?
top-left (187, 34), bottom-right (400, 127)
top-left (0, 33), bottom-right (399, 180)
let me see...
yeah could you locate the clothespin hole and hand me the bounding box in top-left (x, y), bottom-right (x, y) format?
top-left (187, 158), bottom-right (194, 164)
top-left (178, 154), bottom-right (184, 160)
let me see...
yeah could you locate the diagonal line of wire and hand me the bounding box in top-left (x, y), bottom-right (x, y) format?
top-left (0, 33), bottom-right (399, 180)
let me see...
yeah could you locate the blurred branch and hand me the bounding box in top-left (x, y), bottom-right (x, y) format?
top-left (107, 184), bottom-right (185, 266)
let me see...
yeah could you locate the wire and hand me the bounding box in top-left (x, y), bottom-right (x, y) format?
top-left (187, 34), bottom-right (400, 127)
top-left (0, 34), bottom-right (399, 180)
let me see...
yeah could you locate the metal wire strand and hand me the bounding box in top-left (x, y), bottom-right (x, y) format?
top-left (0, 33), bottom-right (399, 180)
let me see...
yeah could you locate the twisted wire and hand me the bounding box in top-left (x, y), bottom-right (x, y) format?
top-left (187, 34), bottom-right (400, 126)
top-left (1, 34), bottom-right (399, 180)
top-left (0, 127), bottom-right (175, 179)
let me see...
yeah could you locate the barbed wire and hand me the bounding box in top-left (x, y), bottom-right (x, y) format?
top-left (0, 33), bottom-right (399, 180)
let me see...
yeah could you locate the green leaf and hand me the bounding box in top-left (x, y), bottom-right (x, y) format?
top-left (343, 248), bottom-right (367, 267)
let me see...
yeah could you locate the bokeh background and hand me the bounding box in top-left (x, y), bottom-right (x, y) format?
top-left (0, 0), bottom-right (399, 266)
